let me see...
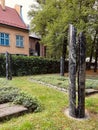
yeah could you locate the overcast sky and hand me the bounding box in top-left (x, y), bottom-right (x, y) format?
top-left (5, 0), bottom-right (36, 24)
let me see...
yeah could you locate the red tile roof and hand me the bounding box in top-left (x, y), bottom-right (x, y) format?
top-left (0, 5), bottom-right (28, 30)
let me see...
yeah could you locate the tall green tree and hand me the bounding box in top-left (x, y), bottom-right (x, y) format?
top-left (28, 0), bottom-right (98, 60)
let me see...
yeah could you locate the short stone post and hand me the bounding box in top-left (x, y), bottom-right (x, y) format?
top-left (69, 24), bottom-right (77, 117)
top-left (60, 56), bottom-right (64, 76)
top-left (77, 32), bottom-right (86, 118)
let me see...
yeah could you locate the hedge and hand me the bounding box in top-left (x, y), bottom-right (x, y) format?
top-left (0, 55), bottom-right (5, 76)
top-left (0, 55), bottom-right (68, 76)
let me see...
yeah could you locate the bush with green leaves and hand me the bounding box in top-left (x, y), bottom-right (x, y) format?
top-left (0, 55), bottom-right (68, 76)
top-left (0, 55), bottom-right (6, 76)
top-left (11, 56), bottom-right (61, 76)
top-left (0, 86), bottom-right (41, 112)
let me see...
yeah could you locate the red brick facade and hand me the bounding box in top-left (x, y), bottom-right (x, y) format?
top-left (29, 35), bottom-right (46, 57)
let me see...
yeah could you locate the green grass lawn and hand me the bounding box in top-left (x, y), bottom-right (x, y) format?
top-left (0, 76), bottom-right (98, 130)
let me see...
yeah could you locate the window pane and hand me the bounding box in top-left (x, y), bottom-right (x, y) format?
top-left (0, 33), bottom-right (9, 46)
top-left (20, 41), bottom-right (23, 47)
top-left (5, 34), bottom-right (9, 38)
top-left (16, 35), bottom-right (19, 40)
top-left (5, 39), bottom-right (9, 46)
top-left (1, 33), bottom-right (4, 37)
top-left (1, 38), bottom-right (4, 45)
top-left (16, 35), bottom-right (24, 47)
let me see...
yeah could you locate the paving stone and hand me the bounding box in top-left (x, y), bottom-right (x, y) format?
top-left (0, 103), bottom-right (28, 121)
top-left (85, 89), bottom-right (98, 96)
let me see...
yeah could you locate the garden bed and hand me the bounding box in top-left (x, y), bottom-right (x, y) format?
top-left (30, 71), bottom-right (98, 90)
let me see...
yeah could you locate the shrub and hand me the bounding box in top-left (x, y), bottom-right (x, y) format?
top-left (0, 87), bottom-right (19, 103)
top-left (0, 86), bottom-right (41, 112)
top-left (0, 55), bottom-right (68, 76)
top-left (0, 55), bottom-right (6, 76)
top-left (12, 56), bottom-right (61, 76)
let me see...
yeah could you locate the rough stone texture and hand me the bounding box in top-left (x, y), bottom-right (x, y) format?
top-left (77, 32), bottom-right (86, 118)
top-left (6, 51), bottom-right (9, 80)
top-left (69, 24), bottom-right (77, 117)
top-left (64, 108), bottom-right (90, 121)
top-left (6, 52), bottom-right (12, 80)
top-left (60, 56), bottom-right (64, 76)
top-left (0, 103), bottom-right (28, 121)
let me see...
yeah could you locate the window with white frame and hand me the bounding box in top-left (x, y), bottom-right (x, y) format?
top-left (0, 33), bottom-right (9, 46)
top-left (16, 35), bottom-right (24, 47)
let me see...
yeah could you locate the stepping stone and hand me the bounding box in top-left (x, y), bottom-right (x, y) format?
top-left (85, 89), bottom-right (98, 96)
top-left (0, 103), bottom-right (28, 121)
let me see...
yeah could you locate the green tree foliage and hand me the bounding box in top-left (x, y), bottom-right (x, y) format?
top-left (28, 0), bottom-right (98, 59)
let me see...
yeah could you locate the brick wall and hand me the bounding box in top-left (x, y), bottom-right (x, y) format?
top-left (29, 37), bottom-right (46, 57)
top-left (0, 26), bottom-right (29, 56)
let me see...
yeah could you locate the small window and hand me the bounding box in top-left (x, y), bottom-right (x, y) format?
top-left (0, 33), bottom-right (9, 46)
top-left (16, 35), bottom-right (24, 47)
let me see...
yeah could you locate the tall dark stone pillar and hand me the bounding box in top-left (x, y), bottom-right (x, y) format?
top-left (6, 52), bottom-right (9, 80)
top-left (5, 52), bottom-right (12, 80)
top-left (69, 24), bottom-right (77, 117)
top-left (77, 32), bottom-right (86, 118)
top-left (9, 54), bottom-right (12, 80)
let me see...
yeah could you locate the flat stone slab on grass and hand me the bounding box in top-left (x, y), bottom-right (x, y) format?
top-left (0, 103), bottom-right (28, 121)
top-left (85, 89), bottom-right (98, 96)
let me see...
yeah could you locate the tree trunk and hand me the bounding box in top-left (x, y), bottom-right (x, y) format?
top-left (69, 24), bottom-right (77, 117)
top-left (77, 32), bottom-right (86, 118)
top-left (94, 42), bottom-right (98, 72)
top-left (88, 33), bottom-right (97, 69)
